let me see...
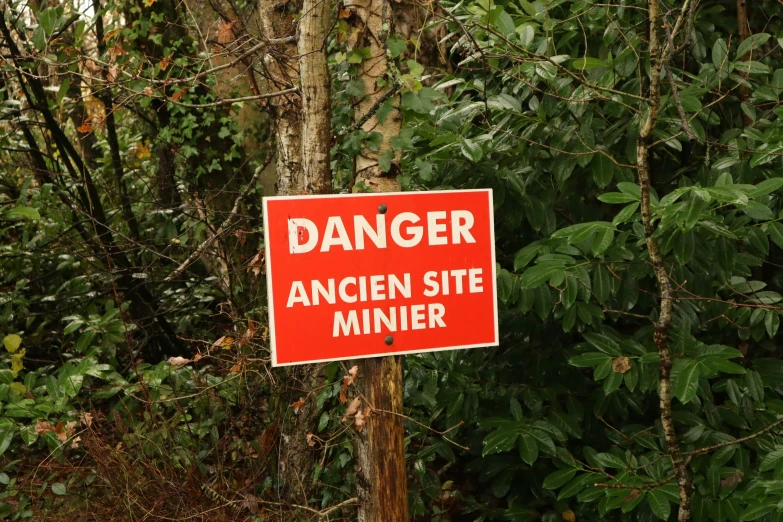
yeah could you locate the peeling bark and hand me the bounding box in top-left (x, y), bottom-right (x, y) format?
top-left (345, 0), bottom-right (403, 191)
top-left (298, 0), bottom-right (332, 194)
top-left (638, 1), bottom-right (692, 520)
top-left (258, 0), bottom-right (304, 194)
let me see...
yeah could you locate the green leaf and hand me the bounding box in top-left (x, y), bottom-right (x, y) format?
top-left (482, 427), bottom-right (520, 456)
top-left (378, 150), bottom-right (394, 173)
top-left (583, 332), bottom-right (621, 355)
top-left (733, 61), bottom-right (769, 75)
top-left (57, 77), bottom-right (71, 105)
top-left (542, 468), bottom-right (577, 489)
top-left (593, 265), bottom-right (610, 304)
top-left (460, 139), bottom-right (483, 162)
top-left (768, 222), bottom-right (783, 249)
top-left (748, 177), bottom-right (783, 198)
top-left (760, 447), bottom-right (783, 471)
top-left (572, 57), bottom-right (604, 70)
top-left (613, 202), bottom-right (639, 225)
top-left (673, 360), bottom-right (700, 404)
top-left (52, 483), bottom-right (67, 496)
top-left (591, 227), bottom-right (614, 255)
top-left (736, 33), bottom-right (770, 59)
top-left (569, 352), bottom-right (611, 367)
top-left (514, 243), bottom-right (541, 271)
top-left (740, 502), bottom-right (776, 521)
top-left (518, 433), bottom-right (539, 465)
top-left (712, 39), bottom-right (728, 70)
top-left (647, 489), bottom-right (671, 520)
top-left (675, 230), bottom-right (695, 265)
top-left (7, 206), bottom-right (41, 221)
top-left (0, 420), bottom-right (14, 458)
top-left (521, 263), bottom-right (564, 289)
top-left (682, 195), bottom-right (709, 230)
top-left (598, 192), bottom-right (638, 204)
top-left (596, 452), bottom-right (626, 469)
top-left (765, 311), bottom-right (780, 338)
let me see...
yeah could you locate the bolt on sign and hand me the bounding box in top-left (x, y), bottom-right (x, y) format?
top-left (263, 190), bottom-right (499, 366)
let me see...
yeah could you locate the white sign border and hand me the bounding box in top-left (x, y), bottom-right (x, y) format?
top-left (263, 189), bottom-right (499, 367)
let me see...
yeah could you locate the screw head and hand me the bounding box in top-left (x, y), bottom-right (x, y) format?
top-left (384, 335), bottom-right (394, 346)
top-left (378, 204), bottom-right (388, 214)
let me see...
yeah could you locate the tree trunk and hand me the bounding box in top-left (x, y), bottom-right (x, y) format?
top-left (257, 0), bottom-right (304, 195)
top-left (344, 0), bottom-right (409, 518)
top-left (737, 0), bottom-right (752, 126)
top-left (262, 0), bottom-right (333, 507)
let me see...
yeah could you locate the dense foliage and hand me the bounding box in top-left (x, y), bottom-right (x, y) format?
top-left (1, 0), bottom-right (783, 521)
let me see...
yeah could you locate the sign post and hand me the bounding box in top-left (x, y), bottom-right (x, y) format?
top-left (263, 189), bottom-right (498, 518)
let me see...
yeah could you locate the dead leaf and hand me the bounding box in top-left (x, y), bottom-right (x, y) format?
top-left (343, 365), bottom-right (359, 388)
top-left (217, 20), bottom-right (236, 44)
top-left (212, 335), bottom-right (234, 350)
top-left (306, 432), bottom-right (315, 447)
top-left (70, 436), bottom-right (82, 449)
top-left (193, 353), bottom-right (204, 363)
top-left (79, 412), bottom-right (93, 428)
top-left (167, 356), bottom-right (191, 367)
top-left (143, 86), bottom-right (153, 97)
top-left (103, 28), bottom-right (122, 41)
top-left (343, 397), bottom-right (361, 423)
top-left (721, 470), bottom-right (743, 489)
top-left (160, 53), bottom-right (173, 71)
top-left (134, 141), bottom-right (151, 159)
top-left (354, 407), bottom-right (371, 431)
top-left (229, 361), bottom-right (243, 374)
top-left (35, 420), bottom-right (55, 435)
top-left (612, 356), bottom-right (631, 374)
top-left (170, 87), bottom-right (188, 101)
top-left (108, 65), bottom-right (119, 82)
top-left (109, 44), bottom-right (127, 59)
top-left (339, 389), bottom-right (347, 404)
top-left (292, 397), bottom-right (306, 414)
top-left (77, 123), bottom-right (93, 133)
top-left (247, 251), bottom-right (265, 277)
top-left (240, 317), bottom-right (257, 346)
top-left (144, 0), bottom-right (156, 7)
top-left (234, 229), bottom-right (247, 246)
top-left (338, 9), bottom-right (351, 18)
top-left (561, 509), bottom-right (576, 522)
top-left (243, 494), bottom-right (259, 514)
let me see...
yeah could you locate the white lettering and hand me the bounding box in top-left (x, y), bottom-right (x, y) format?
top-left (469, 268), bottom-right (483, 293)
top-left (388, 273), bottom-right (411, 299)
top-left (423, 271), bottom-right (439, 297)
top-left (354, 214), bottom-right (387, 250)
top-left (391, 212), bottom-right (423, 247)
top-left (451, 210), bottom-right (476, 244)
top-left (411, 304), bottom-right (426, 330)
top-left (333, 310), bottom-right (360, 337)
top-left (288, 218), bottom-right (318, 254)
top-left (427, 211), bottom-right (448, 245)
top-left (311, 279), bottom-right (336, 305)
top-left (338, 277), bottom-right (357, 303)
top-left (320, 216), bottom-right (353, 252)
top-left (428, 303), bottom-right (446, 328)
top-left (287, 281), bottom-right (310, 307)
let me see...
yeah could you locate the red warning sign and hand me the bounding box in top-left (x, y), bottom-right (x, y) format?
top-left (263, 189), bottom-right (498, 366)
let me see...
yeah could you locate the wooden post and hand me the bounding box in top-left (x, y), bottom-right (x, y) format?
top-left (354, 356), bottom-right (408, 521)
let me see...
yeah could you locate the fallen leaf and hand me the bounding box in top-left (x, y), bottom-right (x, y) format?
top-left (70, 436), bottom-right (82, 449)
top-left (212, 335), bottom-right (235, 350)
top-left (343, 365), bottom-right (359, 387)
top-left (167, 356), bottom-right (191, 367)
top-left (247, 251), bottom-right (265, 277)
top-left (103, 28), bottom-right (122, 41)
top-left (292, 397), bottom-right (306, 414)
top-left (612, 356), bottom-right (631, 374)
top-left (229, 361), bottom-right (243, 374)
top-left (721, 470), bottom-right (743, 489)
top-left (343, 396), bottom-right (361, 423)
top-left (339, 389), bottom-right (347, 404)
top-left (355, 407), bottom-right (371, 431)
top-left (35, 420), bottom-right (55, 435)
top-left (243, 494), bottom-right (259, 514)
top-left (217, 20), bottom-right (236, 44)
top-left (170, 87), bottom-right (188, 101)
top-left (160, 53), bottom-right (173, 71)
top-left (79, 412), bottom-right (93, 428)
